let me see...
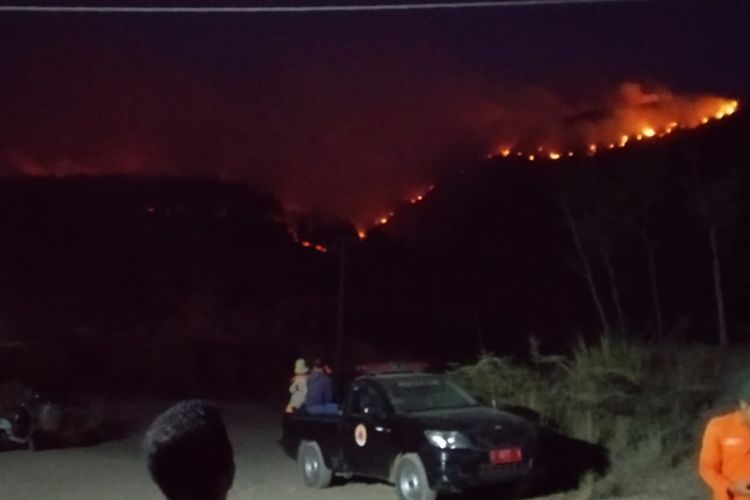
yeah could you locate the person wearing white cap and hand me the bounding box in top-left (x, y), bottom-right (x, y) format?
top-left (286, 358), bottom-right (309, 413)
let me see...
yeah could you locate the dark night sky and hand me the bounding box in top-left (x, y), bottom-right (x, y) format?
top-left (1, 1), bottom-right (748, 225)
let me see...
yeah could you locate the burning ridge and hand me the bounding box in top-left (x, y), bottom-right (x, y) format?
top-left (294, 88), bottom-right (739, 250)
top-left (486, 86), bottom-right (738, 163)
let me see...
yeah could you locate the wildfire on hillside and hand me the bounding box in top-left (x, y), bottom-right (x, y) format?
top-left (293, 92), bottom-right (739, 253)
top-left (486, 88), bottom-right (738, 163)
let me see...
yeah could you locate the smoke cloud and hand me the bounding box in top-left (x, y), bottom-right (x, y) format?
top-left (0, 25), bottom-right (736, 227)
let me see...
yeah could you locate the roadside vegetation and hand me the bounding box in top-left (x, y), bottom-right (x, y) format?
top-left (451, 335), bottom-right (739, 499)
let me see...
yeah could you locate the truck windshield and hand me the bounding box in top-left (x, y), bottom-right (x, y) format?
top-left (378, 375), bottom-right (478, 413)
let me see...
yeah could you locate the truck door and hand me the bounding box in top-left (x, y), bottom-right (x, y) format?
top-left (341, 381), bottom-right (398, 479)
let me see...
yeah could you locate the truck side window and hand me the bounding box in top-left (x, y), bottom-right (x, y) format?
top-left (351, 384), bottom-right (385, 416)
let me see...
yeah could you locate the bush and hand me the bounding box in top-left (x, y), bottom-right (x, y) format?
top-left (451, 335), bottom-right (721, 498)
top-left (451, 352), bottom-right (554, 422)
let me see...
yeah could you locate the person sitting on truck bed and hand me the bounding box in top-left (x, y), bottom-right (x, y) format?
top-left (144, 400), bottom-right (235, 500)
top-left (286, 358), bottom-right (309, 413)
top-left (305, 358), bottom-right (339, 415)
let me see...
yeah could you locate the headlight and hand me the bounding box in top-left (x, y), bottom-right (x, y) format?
top-left (424, 430), bottom-right (474, 450)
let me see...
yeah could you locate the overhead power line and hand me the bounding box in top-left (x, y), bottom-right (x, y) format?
top-left (0, 0), bottom-right (649, 14)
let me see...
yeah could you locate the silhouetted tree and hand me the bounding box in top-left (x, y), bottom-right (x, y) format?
top-left (561, 197), bottom-right (611, 332)
top-left (561, 167), bottom-right (634, 333)
top-left (684, 169), bottom-right (740, 347)
top-left (615, 160), bottom-right (669, 339)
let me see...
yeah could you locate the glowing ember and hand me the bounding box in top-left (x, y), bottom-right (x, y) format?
top-left (549, 152), bottom-right (561, 160)
top-left (528, 154), bottom-right (535, 161)
top-left (501, 148), bottom-right (511, 157)
top-left (357, 230), bottom-right (367, 240)
top-left (378, 217), bottom-right (389, 225)
top-left (314, 244), bottom-right (327, 253)
top-left (642, 127), bottom-right (656, 138)
top-left (407, 192), bottom-right (426, 205)
top-left (619, 135), bottom-right (629, 147)
top-left (301, 241), bottom-right (312, 247)
top-left (701, 117), bottom-right (709, 124)
top-left (588, 144), bottom-right (597, 154)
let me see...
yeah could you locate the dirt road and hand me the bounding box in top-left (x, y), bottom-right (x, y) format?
top-left (0, 402), bottom-right (394, 500)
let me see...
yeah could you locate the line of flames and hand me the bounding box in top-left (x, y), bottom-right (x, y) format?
top-left (293, 98), bottom-right (738, 252)
top-left (485, 100), bottom-right (738, 163)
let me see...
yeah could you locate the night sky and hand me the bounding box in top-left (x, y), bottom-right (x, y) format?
top-left (1, 1), bottom-right (748, 225)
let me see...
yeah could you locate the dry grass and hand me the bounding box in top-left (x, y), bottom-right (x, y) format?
top-left (452, 335), bottom-right (725, 499)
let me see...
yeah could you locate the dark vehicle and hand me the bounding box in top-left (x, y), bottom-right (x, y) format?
top-left (0, 405), bottom-right (35, 451)
top-left (0, 380), bottom-right (103, 452)
top-left (281, 368), bottom-right (541, 500)
top-left (0, 381), bottom-right (41, 451)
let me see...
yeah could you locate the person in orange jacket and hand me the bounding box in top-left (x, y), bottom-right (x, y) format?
top-left (700, 388), bottom-right (750, 500)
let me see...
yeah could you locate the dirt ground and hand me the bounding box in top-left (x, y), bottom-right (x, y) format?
top-left (0, 401), bottom-right (701, 500)
top-left (0, 402), bottom-right (401, 500)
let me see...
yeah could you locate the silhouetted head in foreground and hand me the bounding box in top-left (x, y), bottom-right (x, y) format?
top-left (144, 400), bottom-right (235, 500)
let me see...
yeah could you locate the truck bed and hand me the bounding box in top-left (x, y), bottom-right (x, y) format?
top-left (280, 411), bottom-right (345, 468)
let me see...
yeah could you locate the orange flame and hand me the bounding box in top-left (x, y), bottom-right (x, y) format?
top-left (485, 86), bottom-right (738, 166)
top-left (291, 92), bottom-right (740, 253)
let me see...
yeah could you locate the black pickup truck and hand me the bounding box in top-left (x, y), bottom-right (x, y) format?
top-left (281, 369), bottom-right (541, 500)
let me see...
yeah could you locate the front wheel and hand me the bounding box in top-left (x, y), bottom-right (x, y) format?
top-left (297, 440), bottom-right (333, 488)
top-left (394, 454), bottom-right (437, 500)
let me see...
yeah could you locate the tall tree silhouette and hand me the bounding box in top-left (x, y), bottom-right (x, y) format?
top-left (683, 169), bottom-right (739, 347)
top-left (561, 167), bottom-right (633, 333)
top-left (614, 160), bottom-right (668, 339)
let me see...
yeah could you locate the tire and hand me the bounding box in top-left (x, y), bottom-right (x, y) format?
top-left (297, 440), bottom-right (333, 488)
top-left (394, 454), bottom-right (437, 500)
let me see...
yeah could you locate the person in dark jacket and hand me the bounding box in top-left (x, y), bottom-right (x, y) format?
top-left (305, 358), bottom-right (339, 415)
top-left (144, 400), bottom-right (235, 500)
